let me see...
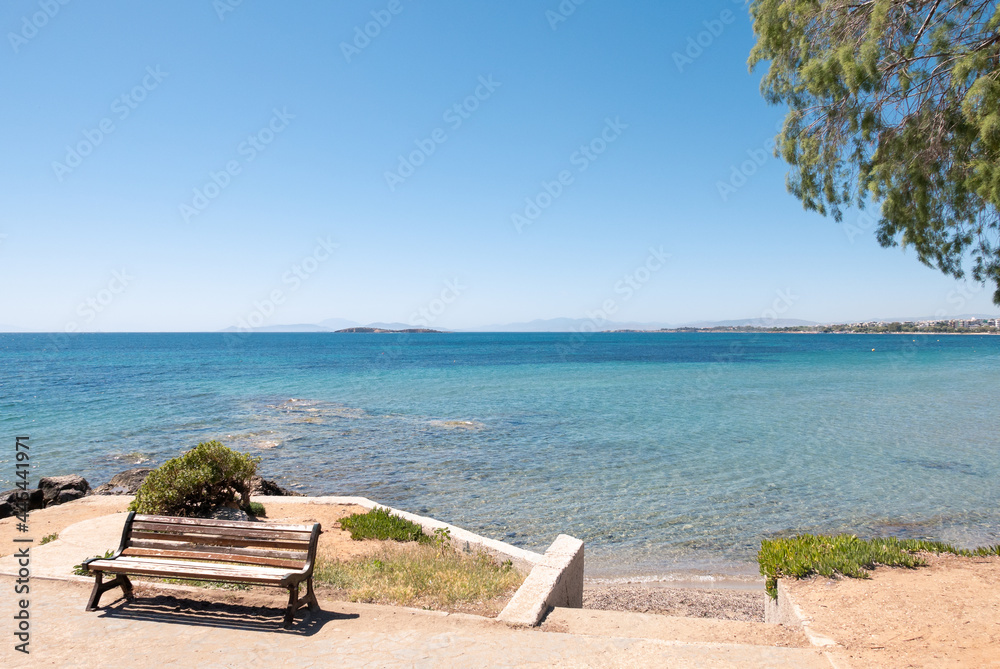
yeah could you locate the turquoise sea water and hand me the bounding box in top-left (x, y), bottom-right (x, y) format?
top-left (1, 332), bottom-right (998, 581)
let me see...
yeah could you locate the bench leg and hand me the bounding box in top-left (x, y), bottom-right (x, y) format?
top-left (120, 574), bottom-right (135, 601)
top-left (86, 572), bottom-right (104, 611)
top-left (86, 573), bottom-right (134, 611)
top-left (303, 578), bottom-right (320, 613)
top-left (283, 583), bottom-right (299, 628)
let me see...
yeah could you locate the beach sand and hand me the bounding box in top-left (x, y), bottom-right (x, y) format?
top-left (785, 552), bottom-right (1000, 668)
top-left (583, 583), bottom-right (764, 622)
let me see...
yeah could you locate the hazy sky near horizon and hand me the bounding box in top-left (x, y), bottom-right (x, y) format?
top-left (2, 0), bottom-right (996, 332)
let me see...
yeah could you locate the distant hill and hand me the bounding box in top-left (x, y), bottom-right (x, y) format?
top-left (335, 327), bottom-right (443, 333)
top-left (462, 318), bottom-right (675, 332)
top-left (677, 318), bottom-right (818, 329)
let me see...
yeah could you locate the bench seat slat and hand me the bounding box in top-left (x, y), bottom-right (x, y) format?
top-left (122, 547), bottom-right (305, 569)
top-left (128, 538), bottom-right (307, 561)
top-left (132, 521), bottom-right (313, 542)
top-left (94, 555), bottom-right (296, 574)
top-left (130, 530), bottom-right (310, 551)
top-left (133, 514), bottom-right (315, 533)
top-left (89, 565), bottom-right (284, 585)
top-left (87, 558), bottom-right (295, 583)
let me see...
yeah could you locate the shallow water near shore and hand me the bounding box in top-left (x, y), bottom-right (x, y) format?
top-left (2, 332), bottom-right (999, 580)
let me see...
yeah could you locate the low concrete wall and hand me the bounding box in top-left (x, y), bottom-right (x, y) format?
top-left (497, 534), bottom-right (584, 627)
top-left (764, 579), bottom-right (837, 648)
top-left (764, 579), bottom-right (798, 626)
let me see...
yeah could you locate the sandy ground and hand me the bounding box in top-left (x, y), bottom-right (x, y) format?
top-left (0, 496), bottom-right (132, 557)
top-left (583, 584), bottom-right (764, 622)
top-left (252, 501), bottom-right (383, 561)
top-left (787, 552), bottom-right (1000, 668)
top-left (542, 606), bottom-right (810, 648)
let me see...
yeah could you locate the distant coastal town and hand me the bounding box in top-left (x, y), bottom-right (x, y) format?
top-left (610, 318), bottom-right (1000, 334)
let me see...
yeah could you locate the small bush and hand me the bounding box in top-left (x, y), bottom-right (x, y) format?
top-left (248, 501), bottom-right (266, 517)
top-left (431, 527), bottom-right (452, 548)
top-left (339, 507), bottom-right (427, 542)
top-left (40, 533), bottom-right (58, 545)
top-left (759, 534), bottom-right (1000, 598)
top-left (129, 441), bottom-right (260, 516)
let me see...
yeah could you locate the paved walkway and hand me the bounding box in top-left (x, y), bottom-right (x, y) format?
top-left (0, 509), bottom-right (837, 668)
top-left (2, 578), bottom-right (834, 668)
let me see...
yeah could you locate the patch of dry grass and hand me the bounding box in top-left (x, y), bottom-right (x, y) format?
top-left (314, 543), bottom-right (524, 615)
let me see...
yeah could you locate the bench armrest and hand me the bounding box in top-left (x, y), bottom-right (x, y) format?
top-left (297, 522), bottom-right (322, 578)
top-left (82, 511), bottom-right (137, 571)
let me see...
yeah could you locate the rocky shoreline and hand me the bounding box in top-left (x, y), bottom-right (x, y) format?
top-left (0, 467), bottom-right (300, 520)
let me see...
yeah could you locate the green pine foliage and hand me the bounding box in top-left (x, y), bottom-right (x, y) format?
top-left (749, 1), bottom-right (1000, 302)
top-left (129, 441), bottom-right (260, 516)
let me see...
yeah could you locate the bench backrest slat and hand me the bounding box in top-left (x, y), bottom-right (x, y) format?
top-left (130, 530), bottom-right (309, 551)
top-left (132, 520), bottom-right (313, 542)
top-left (122, 513), bottom-right (319, 572)
top-left (127, 538), bottom-right (308, 562)
top-left (132, 514), bottom-right (314, 533)
top-left (122, 547), bottom-right (305, 569)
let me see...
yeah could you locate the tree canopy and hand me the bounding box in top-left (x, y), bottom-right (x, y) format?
top-left (748, 0), bottom-right (1000, 303)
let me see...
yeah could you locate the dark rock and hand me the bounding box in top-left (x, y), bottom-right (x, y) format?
top-left (56, 489), bottom-right (86, 505)
top-left (0, 489), bottom-right (45, 519)
top-left (249, 475), bottom-right (302, 497)
top-left (209, 506), bottom-right (251, 522)
top-left (93, 468), bottom-right (153, 495)
top-left (38, 475), bottom-right (91, 507)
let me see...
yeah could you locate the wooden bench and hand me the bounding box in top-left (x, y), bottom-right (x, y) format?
top-left (82, 511), bottom-right (322, 627)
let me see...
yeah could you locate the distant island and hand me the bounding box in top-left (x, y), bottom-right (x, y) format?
top-left (334, 327), bottom-right (444, 334)
top-left (607, 318), bottom-right (1000, 335)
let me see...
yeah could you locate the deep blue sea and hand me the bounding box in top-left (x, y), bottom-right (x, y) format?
top-left (2, 332), bottom-right (998, 582)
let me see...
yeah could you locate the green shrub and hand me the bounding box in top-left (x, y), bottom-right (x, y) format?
top-left (40, 533), bottom-right (58, 545)
top-left (129, 441), bottom-right (260, 516)
top-left (339, 507), bottom-right (427, 542)
top-left (248, 501), bottom-right (266, 517)
top-left (759, 533), bottom-right (1000, 598)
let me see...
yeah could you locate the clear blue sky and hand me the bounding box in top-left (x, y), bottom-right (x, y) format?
top-left (1, 0), bottom-right (996, 332)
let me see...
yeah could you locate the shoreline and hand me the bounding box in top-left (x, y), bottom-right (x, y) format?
top-left (586, 575), bottom-right (763, 592)
top-left (603, 330), bottom-right (999, 335)
top-left (582, 582), bottom-right (765, 622)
